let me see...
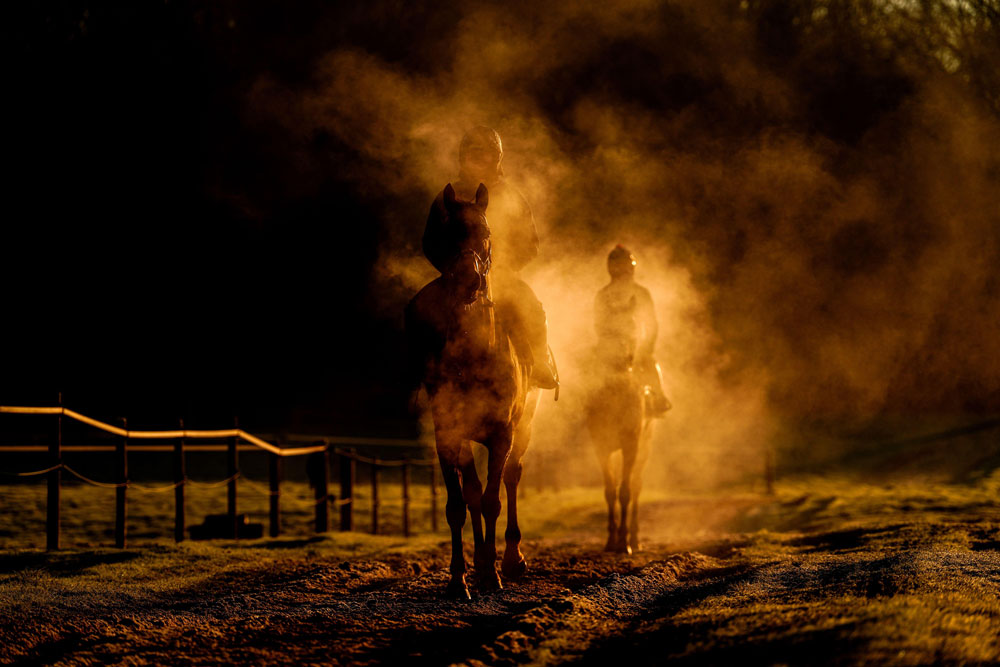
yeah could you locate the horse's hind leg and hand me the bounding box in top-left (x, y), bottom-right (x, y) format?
top-left (438, 438), bottom-right (470, 600)
top-left (478, 430), bottom-right (513, 592)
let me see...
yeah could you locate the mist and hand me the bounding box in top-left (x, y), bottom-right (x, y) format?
top-left (245, 0), bottom-right (1000, 488)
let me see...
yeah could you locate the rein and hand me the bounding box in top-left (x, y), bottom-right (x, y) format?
top-left (443, 244), bottom-right (492, 306)
top-left (440, 247), bottom-right (500, 364)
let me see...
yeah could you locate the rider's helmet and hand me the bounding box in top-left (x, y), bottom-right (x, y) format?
top-left (607, 244), bottom-right (636, 279)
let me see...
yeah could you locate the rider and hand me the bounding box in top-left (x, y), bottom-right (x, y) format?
top-left (423, 126), bottom-right (558, 391)
top-left (594, 245), bottom-right (671, 417)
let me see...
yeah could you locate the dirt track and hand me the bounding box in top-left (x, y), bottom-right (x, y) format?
top-left (4, 483), bottom-right (1000, 665)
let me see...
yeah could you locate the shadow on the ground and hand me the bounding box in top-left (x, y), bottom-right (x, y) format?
top-left (356, 600), bottom-right (543, 667)
top-left (579, 559), bottom-right (867, 665)
top-left (5, 632), bottom-right (82, 667)
top-left (0, 550), bottom-right (139, 576)
top-left (581, 618), bottom-right (864, 666)
top-left (240, 536), bottom-right (327, 550)
top-left (788, 524), bottom-right (906, 553)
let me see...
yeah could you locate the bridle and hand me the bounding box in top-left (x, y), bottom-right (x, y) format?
top-left (440, 241), bottom-right (498, 365)
top-left (444, 241), bottom-right (493, 306)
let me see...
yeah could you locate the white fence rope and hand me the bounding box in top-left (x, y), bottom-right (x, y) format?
top-left (0, 405), bottom-right (322, 456)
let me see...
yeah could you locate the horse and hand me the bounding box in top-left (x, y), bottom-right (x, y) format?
top-left (585, 344), bottom-right (661, 555)
top-left (405, 182), bottom-right (539, 599)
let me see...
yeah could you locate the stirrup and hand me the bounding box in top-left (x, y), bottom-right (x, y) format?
top-left (643, 387), bottom-right (671, 417)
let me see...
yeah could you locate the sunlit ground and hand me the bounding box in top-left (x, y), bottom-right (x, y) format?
top-left (4, 470), bottom-right (1000, 664)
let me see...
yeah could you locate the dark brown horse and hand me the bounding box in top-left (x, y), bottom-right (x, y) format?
top-left (406, 183), bottom-right (538, 599)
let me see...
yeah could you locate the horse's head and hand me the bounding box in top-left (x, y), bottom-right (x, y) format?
top-left (442, 182), bottom-right (492, 305)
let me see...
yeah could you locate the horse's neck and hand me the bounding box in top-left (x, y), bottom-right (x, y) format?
top-left (595, 338), bottom-right (635, 370)
top-left (445, 295), bottom-right (497, 355)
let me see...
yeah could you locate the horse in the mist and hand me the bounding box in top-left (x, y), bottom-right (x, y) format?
top-left (405, 182), bottom-right (539, 599)
top-left (585, 342), bottom-right (660, 554)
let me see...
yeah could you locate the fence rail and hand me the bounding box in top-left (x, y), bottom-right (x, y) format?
top-left (0, 400), bottom-right (437, 550)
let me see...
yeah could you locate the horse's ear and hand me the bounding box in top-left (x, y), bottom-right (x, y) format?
top-left (475, 183), bottom-right (488, 211)
top-left (443, 183), bottom-right (457, 208)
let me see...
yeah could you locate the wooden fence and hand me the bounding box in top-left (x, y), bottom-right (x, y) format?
top-left (0, 400), bottom-right (437, 550)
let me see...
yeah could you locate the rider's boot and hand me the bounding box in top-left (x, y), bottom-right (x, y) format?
top-left (495, 275), bottom-right (558, 391)
top-left (639, 359), bottom-right (670, 417)
top-left (530, 344), bottom-right (559, 391)
top-left (523, 295), bottom-right (558, 391)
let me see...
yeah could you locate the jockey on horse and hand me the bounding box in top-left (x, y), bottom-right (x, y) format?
top-left (423, 126), bottom-right (559, 392)
top-left (407, 145), bottom-right (546, 596)
top-left (595, 245), bottom-right (670, 417)
top-left (588, 244), bottom-right (671, 554)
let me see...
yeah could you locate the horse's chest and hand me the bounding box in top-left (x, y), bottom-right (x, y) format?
top-left (430, 378), bottom-right (521, 439)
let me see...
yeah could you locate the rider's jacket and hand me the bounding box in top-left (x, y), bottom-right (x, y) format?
top-left (594, 280), bottom-right (658, 363)
top-left (424, 177), bottom-right (538, 275)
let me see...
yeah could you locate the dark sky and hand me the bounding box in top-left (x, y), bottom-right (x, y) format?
top-left (2, 2), bottom-right (410, 433)
top-left (3, 1), bottom-right (999, 437)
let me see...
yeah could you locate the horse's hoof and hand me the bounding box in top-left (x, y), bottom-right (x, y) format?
top-left (501, 557), bottom-right (527, 580)
top-left (630, 542), bottom-right (642, 553)
top-left (477, 569), bottom-right (503, 592)
top-left (604, 539), bottom-right (616, 552)
top-left (445, 579), bottom-right (471, 600)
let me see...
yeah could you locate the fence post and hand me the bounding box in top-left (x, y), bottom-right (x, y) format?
top-left (430, 463), bottom-right (438, 533)
top-left (370, 461), bottom-right (379, 535)
top-left (115, 417), bottom-right (128, 549)
top-left (47, 392), bottom-right (62, 551)
top-left (174, 418), bottom-right (186, 543)
top-left (313, 444), bottom-right (330, 533)
top-left (268, 451), bottom-right (281, 537)
top-left (228, 417), bottom-right (239, 539)
top-left (339, 452), bottom-right (354, 532)
top-left (402, 462), bottom-right (410, 538)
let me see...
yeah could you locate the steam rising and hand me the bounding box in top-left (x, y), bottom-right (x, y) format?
top-left (248, 0), bottom-right (1000, 488)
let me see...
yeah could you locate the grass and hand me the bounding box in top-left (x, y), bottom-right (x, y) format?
top-left (0, 477), bottom-right (442, 550)
top-left (7, 465), bottom-right (1000, 664)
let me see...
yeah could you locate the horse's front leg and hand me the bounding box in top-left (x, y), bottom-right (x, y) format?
top-left (501, 454), bottom-right (526, 580)
top-left (438, 437), bottom-right (470, 600)
top-left (596, 450), bottom-right (617, 551)
top-left (503, 391), bottom-right (536, 581)
top-left (616, 442), bottom-right (637, 555)
top-left (458, 442), bottom-right (485, 572)
top-left (478, 429), bottom-right (513, 591)
top-left (629, 420), bottom-right (654, 553)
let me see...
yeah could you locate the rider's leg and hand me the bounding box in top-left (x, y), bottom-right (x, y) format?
top-left (637, 356), bottom-right (670, 417)
top-left (496, 276), bottom-right (557, 390)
